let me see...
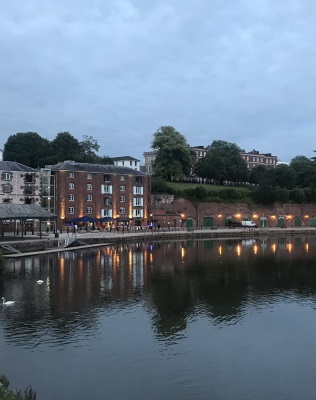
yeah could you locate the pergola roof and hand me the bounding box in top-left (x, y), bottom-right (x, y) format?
top-left (0, 204), bottom-right (56, 220)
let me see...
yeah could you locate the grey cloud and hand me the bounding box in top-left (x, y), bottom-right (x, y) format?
top-left (1, 0), bottom-right (316, 162)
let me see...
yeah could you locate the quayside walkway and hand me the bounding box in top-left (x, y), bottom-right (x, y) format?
top-left (1, 226), bottom-right (316, 258)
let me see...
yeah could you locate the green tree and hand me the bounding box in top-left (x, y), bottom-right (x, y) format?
top-left (3, 132), bottom-right (51, 168)
top-left (290, 156), bottom-right (316, 187)
top-left (289, 188), bottom-right (305, 203)
top-left (152, 126), bottom-right (194, 181)
top-left (96, 155), bottom-right (114, 165)
top-left (196, 140), bottom-right (248, 183)
top-left (274, 164), bottom-right (296, 189)
top-left (275, 187), bottom-right (289, 203)
top-left (248, 165), bottom-right (270, 185)
top-left (79, 135), bottom-right (100, 162)
top-left (50, 132), bottom-right (83, 164)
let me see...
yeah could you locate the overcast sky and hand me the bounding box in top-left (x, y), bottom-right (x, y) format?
top-left (1, 0), bottom-right (316, 163)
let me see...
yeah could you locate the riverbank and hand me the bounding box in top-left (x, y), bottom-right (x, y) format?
top-left (1, 226), bottom-right (316, 258)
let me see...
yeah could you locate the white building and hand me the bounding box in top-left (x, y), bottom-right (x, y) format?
top-left (112, 156), bottom-right (141, 171)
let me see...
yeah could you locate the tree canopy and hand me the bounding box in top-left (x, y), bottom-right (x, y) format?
top-left (151, 126), bottom-right (194, 181)
top-left (3, 131), bottom-right (113, 167)
top-left (3, 132), bottom-right (51, 168)
top-left (196, 140), bottom-right (248, 183)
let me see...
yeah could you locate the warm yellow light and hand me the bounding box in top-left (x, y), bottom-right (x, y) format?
top-left (253, 214), bottom-right (258, 219)
top-left (218, 214), bottom-right (222, 218)
top-left (286, 242), bottom-right (293, 253)
top-left (181, 247), bottom-right (185, 259)
top-left (304, 215), bottom-right (309, 219)
top-left (270, 215), bottom-right (276, 219)
top-left (218, 245), bottom-right (222, 256)
top-left (271, 243), bottom-right (277, 253)
top-left (236, 245), bottom-right (241, 256)
top-left (305, 243), bottom-right (309, 252)
top-left (253, 245), bottom-right (258, 255)
top-left (235, 214), bottom-right (241, 218)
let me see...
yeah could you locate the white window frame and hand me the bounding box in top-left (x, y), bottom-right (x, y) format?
top-left (4, 173), bottom-right (11, 181)
top-left (69, 194), bottom-right (74, 201)
top-left (119, 207), bottom-right (125, 215)
top-left (101, 185), bottom-right (112, 194)
top-left (133, 186), bottom-right (143, 195)
top-left (120, 196), bottom-right (125, 202)
top-left (87, 194), bottom-right (93, 202)
top-left (120, 176), bottom-right (125, 181)
top-left (102, 209), bottom-right (113, 217)
top-left (69, 173), bottom-right (74, 178)
top-left (87, 174), bottom-right (92, 179)
top-left (69, 183), bottom-right (75, 189)
top-left (133, 197), bottom-right (143, 206)
top-left (87, 207), bottom-right (92, 214)
top-left (133, 209), bottom-right (143, 217)
top-left (120, 185), bottom-right (125, 191)
top-left (87, 183), bottom-right (92, 190)
top-left (69, 207), bottom-right (74, 214)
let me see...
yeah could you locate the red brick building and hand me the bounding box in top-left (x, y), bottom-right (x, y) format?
top-left (41, 161), bottom-right (151, 229)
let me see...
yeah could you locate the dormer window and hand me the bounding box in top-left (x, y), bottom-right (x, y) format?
top-left (104, 175), bottom-right (111, 182)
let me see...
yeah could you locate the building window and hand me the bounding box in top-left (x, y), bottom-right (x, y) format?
top-left (87, 207), bottom-right (92, 214)
top-left (69, 173), bottom-right (74, 178)
top-left (87, 184), bottom-right (92, 190)
top-left (135, 161), bottom-right (137, 166)
top-left (104, 175), bottom-right (111, 182)
top-left (87, 194), bottom-right (93, 201)
top-left (136, 177), bottom-right (142, 185)
top-left (120, 176), bottom-right (125, 181)
top-left (102, 209), bottom-right (112, 217)
top-left (3, 173), bottom-right (11, 181)
top-left (25, 186), bottom-right (34, 195)
top-left (69, 207), bottom-right (74, 214)
top-left (102, 185), bottom-right (112, 194)
top-left (69, 194), bottom-right (74, 201)
top-left (119, 207), bottom-right (125, 215)
top-left (120, 196), bottom-right (125, 202)
top-left (133, 186), bottom-right (143, 195)
top-left (130, 161), bottom-right (133, 166)
top-left (69, 183), bottom-right (74, 189)
top-left (122, 161), bottom-right (124, 166)
top-left (25, 174), bottom-right (35, 183)
top-left (3, 184), bottom-right (11, 193)
top-left (133, 197), bottom-right (143, 206)
top-left (104, 197), bottom-right (111, 206)
top-left (133, 209), bottom-right (143, 217)
top-left (87, 174), bottom-right (92, 179)
top-left (3, 198), bottom-right (11, 203)
top-left (120, 185), bottom-right (125, 191)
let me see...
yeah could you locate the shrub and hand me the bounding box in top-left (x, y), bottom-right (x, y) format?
top-left (0, 374), bottom-right (37, 400)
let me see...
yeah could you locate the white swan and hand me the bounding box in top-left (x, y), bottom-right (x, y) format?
top-left (37, 280), bottom-right (44, 284)
top-left (1, 297), bottom-right (15, 306)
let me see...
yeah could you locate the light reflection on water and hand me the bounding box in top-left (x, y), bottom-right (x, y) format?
top-left (1, 236), bottom-right (316, 399)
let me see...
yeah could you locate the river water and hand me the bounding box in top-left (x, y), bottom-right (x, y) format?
top-left (1, 235), bottom-right (316, 400)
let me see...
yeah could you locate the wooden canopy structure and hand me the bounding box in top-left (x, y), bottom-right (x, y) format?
top-left (0, 204), bottom-right (57, 239)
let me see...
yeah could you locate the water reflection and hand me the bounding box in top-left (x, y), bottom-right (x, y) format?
top-left (3, 236), bottom-right (316, 400)
top-left (2, 235), bottom-right (316, 346)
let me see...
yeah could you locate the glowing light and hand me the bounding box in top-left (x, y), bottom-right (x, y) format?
top-left (236, 245), bottom-right (241, 256)
top-left (218, 245), bottom-right (222, 256)
top-left (270, 215), bottom-right (276, 219)
top-left (253, 214), bottom-right (258, 219)
top-left (253, 245), bottom-right (258, 255)
top-left (305, 243), bottom-right (309, 252)
top-left (271, 243), bottom-right (277, 253)
top-left (286, 242), bottom-right (293, 253)
top-left (181, 247), bottom-right (185, 260)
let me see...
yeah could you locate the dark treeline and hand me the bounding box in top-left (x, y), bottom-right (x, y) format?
top-left (3, 132), bottom-right (113, 168)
